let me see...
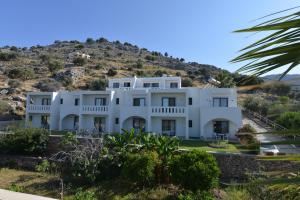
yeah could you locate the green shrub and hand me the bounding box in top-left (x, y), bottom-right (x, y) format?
top-left (75, 44), bottom-right (84, 49)
top-left (74, 188), bottom-right (96, 200)
top-left (238, 124), bottom-right (256, 133)
top-left (0, 100), bottom-right (12, 114)
top-left (7, 68), bottom-right (35, 80)
top-left (47, 59), bottom-right (63, 73)
top-left (145, 55), bottom-right (156, 61)
top-left (263, 82), bottom-right (291, 96)
top-left (122, 151), bottom-right (159, 185)
top-left (35, 160), bottom-right (51, 173)
top-left (86, 38), bottom-right (95, 44)
top-left (170, 150), bottom-right (219, 191)
top-left (73, 57), bottom-right (87, 66)
top-left (8, 183), bottom-right (24, 192)
top-left (87, 79), bottom-right (107, 90)
top-left (8, 79), bottom-right (21, 88)
top-left (279, 96), bottom-right (289, 104)
top-left (107, 68), bottom-right (117, 76)
top-left (0, 128), bottom-right (49, 155)
top-left (181, 78), bottom-right (193, 87)
top-left (276, 112), bottom-right (300, 129)
top-left (243, 96), bottom-right (269, 115)
top-left (178, 190), bottom-right (214, 200)
top-left (59, 132), bottom-right (78, 148)
top-left (35, 79), bottom-right (62, 92)
top-left (0, 52), bottom-right (17, 61)
top-left (136, 59), bottom-right (143, 68)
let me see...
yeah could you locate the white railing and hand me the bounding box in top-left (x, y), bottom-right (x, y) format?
top-left (81, 105), bottom-right (109, 113)
top-left (151, 106), bottom-right (186, 114)
top-left (27, 105), bottom-right (51, 112)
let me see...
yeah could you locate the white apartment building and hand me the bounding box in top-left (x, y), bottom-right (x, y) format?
top-left (25, 76), bottom-right (242, 139)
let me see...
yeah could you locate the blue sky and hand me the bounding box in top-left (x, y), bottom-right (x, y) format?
top-left (1, 0), bottom-right (299, 74)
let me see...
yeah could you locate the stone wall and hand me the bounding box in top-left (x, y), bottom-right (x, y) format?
top-left (212, 152), bottom-right (300, 181)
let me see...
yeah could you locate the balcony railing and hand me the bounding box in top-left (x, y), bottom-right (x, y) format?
top-left (27, 105), bottom-right (51, 112)
top-left (81, 105), bottom-right (109, 113)
top-left (151, 106), bottom-right (186, 115)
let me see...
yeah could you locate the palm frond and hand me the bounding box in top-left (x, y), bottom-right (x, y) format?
top-left (232, 9), bottom-right (300, 79)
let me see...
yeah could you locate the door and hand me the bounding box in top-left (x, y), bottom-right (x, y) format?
top-left (94, 117), bottom-right (106, 132)
top-left (162, 120), bottom-right (176, 136)
top-left (132, 118), bottom-right (146, 132)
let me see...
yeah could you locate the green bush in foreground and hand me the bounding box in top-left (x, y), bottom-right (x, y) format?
top-left (74, 188), bottom-right (96, 200)
top-left (0, 128), bottom-right (49, 155)
top-left (170, 150), bottom-right (219, 191)
top-left (122, 151), bottom-right (159, 185)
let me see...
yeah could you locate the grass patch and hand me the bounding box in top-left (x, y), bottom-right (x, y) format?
top-left (257, 155), bottom-right (300, 162)
top-left (0, 168), bottom-right (178, 200)
top-left (179, 140), bottom-right (241, 153)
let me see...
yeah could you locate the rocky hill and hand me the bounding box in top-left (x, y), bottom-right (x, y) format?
top-left (0, 37), bottom-right (226, 119)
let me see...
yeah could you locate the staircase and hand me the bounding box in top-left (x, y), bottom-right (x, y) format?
top-left (242, 109), bottom-right (286, 131)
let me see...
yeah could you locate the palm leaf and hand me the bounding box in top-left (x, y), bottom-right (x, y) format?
top-left (232, 8), bottom-right (300, 79)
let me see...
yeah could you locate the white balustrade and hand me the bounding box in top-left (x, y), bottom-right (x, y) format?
top-left (151, 106), bottom-right (186, 115)
top-left (81, 105), bottom-right (109, 113)
top-left (27, 105), bottom-right (51, 112)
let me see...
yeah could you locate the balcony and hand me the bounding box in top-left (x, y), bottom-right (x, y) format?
top-left (151, 106), bottom-right (186, 117)
top-left (81, 105), bottom-right (109, 114)
top-left (27, 105), bottom-right (51, 113)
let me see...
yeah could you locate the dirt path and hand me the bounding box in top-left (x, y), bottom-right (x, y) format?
top-left (0, 189), bottom-right (57, 200)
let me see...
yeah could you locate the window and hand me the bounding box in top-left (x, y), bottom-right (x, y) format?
top-left (151, 83), bottom-right (159, 88)
top-left (60, 98), bottom-right (63, 104)
top-left (170, 82), bottom-right (178, 88)
top-left (189, 120), bottom-right (192, 128)
top-left (124, 82), bottom-right (131, 87)
top-left (115, 118), bottom-right (119, 124)
top-left (75, 98), bottom-right (80, 106)
top-left (116, 98), bottom-right (119, 105)
top-left (113, 82), bottom-right (120, 88)
top-left (133, 98), bottom-right (145, 106)
top-left (162, 97), bottom-right (176, 107)
top-left (133, 118), bottom-right (146, 131)
top-left (162, 120), bottom-right (176, 136)
top-left (188, 97), bottom-right (192, 105)
top-left (29, 115), bottom-right (33, 121)
top-left (143, 83), bottom-right (151, 88)
top-left (213, 97), bottom-right (228, 107)
top-left (42, 98), bottom-right (51, 105)
top-left (213, 121), bottom-right (229, 134)
top-left (95, 98), bottom-right (106, 106)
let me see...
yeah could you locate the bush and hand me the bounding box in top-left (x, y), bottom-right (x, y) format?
top-left (136, 59), bottom-right (143, 68)
top-left (86, 38), bottom-right (95, 44)
top-left (178, 191), bottom-right (214, 200)
top-left (181, 78), bottom-right (193, 87)
top-left (73, 57), bottom-right (87, 66)
top-left (36, 79), bottom-right (62, 92)
top-left (74, 188), bottom-right (96, 200)
top-left (238, 124), bottom-right (256, 133)
top-left (47, 59), bottom-right (63, 73)
top-left (154, 70), bottom-right (165, 77)
top-left (87, 79), bottom-right (107, 90)
top-left (107, 68), bottom-right (117, 76)
top-left (0, 52), bottom-right (17, 61)
top-left (8, 79), bottom-right (21, 88)
top-left (0, 100), bottom-right (12, 114)
top-left (263, 82), bottom-right (291, 96)
top-left (75, 44), bottom-right (84, 49)
top-left (279, 96), bottom-right (289, 104)
top-left (122, 151), bottom-right (159, 185)
top-left (243, 96), bottom-right (269, 115)
top-left (7, 68), bottom-right (35, 80)
top-left (170, 150), bottom-right (219, 191)
top-left (0, 128), bottom-right (49, 155)
top-left (96, 37), bottom-right (108, 43)
top-left (276, 112), bottom-right (300, 129)
top-left (145, 55), bottom-right (156, 61)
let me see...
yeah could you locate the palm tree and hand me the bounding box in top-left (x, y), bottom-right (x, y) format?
top-left (232, 7), bottom-right (300, 79)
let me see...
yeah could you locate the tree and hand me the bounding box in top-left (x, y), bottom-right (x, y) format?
top-left (7, 68), bottom-right (35, 80)
top-left (181, 78), bottom-right (193, 87)
top-left (215, 72), bottom-right (235, 88)
top-left (47, 59), bottom-right (63, 74)
top-left (87, 79), bottom-right (107, 90)
top-left (86, 38), bottom-right (94, 44)
top-left (73, 57), bottom-right (87, 66)
top-left (232, 8), bottom-right (300, 78)
top-left (8, 79), bottom-right (21, 88)
top-left (107, 68), bottom-right (117, 76)
top-left (276, 112), bottom-right (300, 129)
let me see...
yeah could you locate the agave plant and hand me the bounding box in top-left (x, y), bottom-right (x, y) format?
top-left (232, 7), bottom-right (300, 79)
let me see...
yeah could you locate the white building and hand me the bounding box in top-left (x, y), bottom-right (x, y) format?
top-left (25, 76), bottom-right (242, 139)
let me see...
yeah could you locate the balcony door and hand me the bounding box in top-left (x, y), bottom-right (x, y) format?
top-left (162, 97), bottom-right (176, 107)
top-left (95, 98), bottom-right (106, 106)
top-left (94, 117), bottom-right (106, 132)
top-left (42, 98), bottom-right (51, 105)
top-left (132, 117), bottom-right (146, 132)
top-left (162, 120), bottom-right (176, 136)
top-left (41, 115), bottom-right (50, 129)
